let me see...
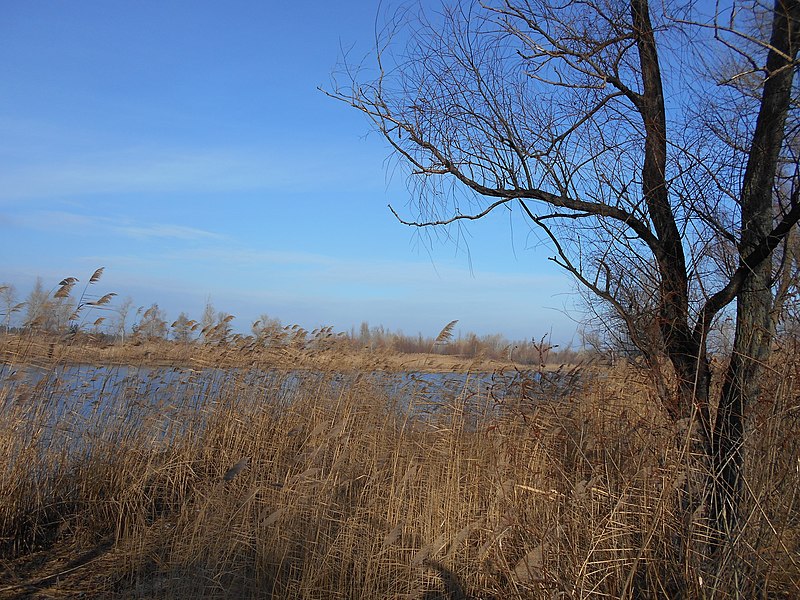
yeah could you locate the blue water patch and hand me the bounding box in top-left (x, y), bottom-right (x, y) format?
top-left (0, 363), bottom-right (582, 455)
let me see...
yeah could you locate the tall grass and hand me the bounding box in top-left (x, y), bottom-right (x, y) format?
top-left (0, 340), bottom-right (798, 598)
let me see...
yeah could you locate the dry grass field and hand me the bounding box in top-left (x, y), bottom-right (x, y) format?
top-left (0, 334), bottom-right (798, 598)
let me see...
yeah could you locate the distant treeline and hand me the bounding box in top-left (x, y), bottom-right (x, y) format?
top-left (346, 321), bottom-right (580, 364)
top-left (1, 274), bottom-right (581, 365)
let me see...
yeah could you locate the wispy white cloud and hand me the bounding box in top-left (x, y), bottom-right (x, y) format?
top-left (116, 223), bottom-right (224, 241)
top-left (164, 247), bottom-right (338, 267)
top-left (0, 137), bottom-right (387, 203)
top-left (152, 244), bottom-right (562, 288)
top-left (106, 244), bottom-right (569, 306)
top-left (17, 210), bottom-right (100, 230)
top-left (2, 240), bottom-right (575, 341)
top-left (0, 150), bottom-right (267, 200)
top-left (8, 210), bottom-right (225, 242)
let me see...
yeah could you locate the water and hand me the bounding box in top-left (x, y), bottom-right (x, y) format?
top-left (0, 363), bottom-right (581, 451)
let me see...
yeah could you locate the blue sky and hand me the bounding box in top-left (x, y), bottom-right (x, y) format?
top-left (0, 1), bottom-right (577, 344)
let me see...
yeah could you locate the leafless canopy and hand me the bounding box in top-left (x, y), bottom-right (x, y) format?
top-left (329, 0), bottom-right (799, 394)
top-left (329, 0), bottom-right (800, 543)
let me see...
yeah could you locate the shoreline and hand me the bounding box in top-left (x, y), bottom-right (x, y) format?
top-left (0, 333), bottom-right (573, 374)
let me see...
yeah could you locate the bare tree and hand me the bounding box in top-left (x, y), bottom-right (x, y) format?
top-left (773, 201), bottom-right (800, 335)
top-left (200, 308), bottom-right (234, 345)
top-left (200, 298), bottom-right (217, 344)
top-left (24, 277), bottom-right (75, 333)
top-left (0, 284), bottom-right (24, 333)
top-left (133, 304), bottom-right (168, 341)
top-left (113, 296), bottom-right (134, 344)
top-left (20, 269), bottom-right (114, 335)
top-left (252, 313), bottom-right (283, 347)
top-left (358, 321), bottom-right (371, 348)
top-left (24, 277), bottom-right (51, 331)
top-left (171, 312), bottom-right (196, 343)
top-left (330, 0), bottom-right (800, 553)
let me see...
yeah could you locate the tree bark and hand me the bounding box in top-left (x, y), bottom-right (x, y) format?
top-left (712, 0), bottom-right (800, 543)
top-left (631, 0), bottom-right (714, 469)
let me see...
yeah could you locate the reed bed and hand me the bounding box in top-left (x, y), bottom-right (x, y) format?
top-left (0, 332), bottom-right (557, 375)
top-left (0, 344), bottom-right (798, 598)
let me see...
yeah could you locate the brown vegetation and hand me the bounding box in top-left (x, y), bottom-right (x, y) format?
top-left (2, 269), bottom-right (582, 369)
top-left (0, 328), bottom-right (575, 374)
top-left (0, 337), bottom-right (798, 598)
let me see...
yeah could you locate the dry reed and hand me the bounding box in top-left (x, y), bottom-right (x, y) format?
top-left (0, 337), bottom-right (798, 598)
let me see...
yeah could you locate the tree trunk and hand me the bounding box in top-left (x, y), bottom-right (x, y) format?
top-left (711, 0), bottom-right (800, 545)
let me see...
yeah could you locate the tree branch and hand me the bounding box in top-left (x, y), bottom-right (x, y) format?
top-left (694, 183), bottom-right (800, 343)
top-left (388, 199), bottom-right (511, 227)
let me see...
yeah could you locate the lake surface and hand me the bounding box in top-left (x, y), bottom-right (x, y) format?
top-left (1, 362), bottom-right (578, 408)
top-left (0, 363), bottom-right (582, 452)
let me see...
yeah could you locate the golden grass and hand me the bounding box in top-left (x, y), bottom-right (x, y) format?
top-left (0, 340), bottom-right (798, 598)
top-left (0, 332), bottom-right (539, 374)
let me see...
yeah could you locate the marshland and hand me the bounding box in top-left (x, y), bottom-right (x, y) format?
top-left (0, 292), bottom-right (799, 598)
top-left (6, 0), bottom-right (800, 597)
